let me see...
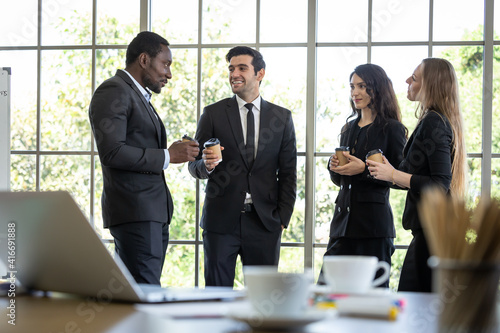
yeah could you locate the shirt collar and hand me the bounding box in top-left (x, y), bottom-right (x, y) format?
top-left (236, 95), bottom-right (261, 111)
top-left (121, 69), bottom-right (152, 102)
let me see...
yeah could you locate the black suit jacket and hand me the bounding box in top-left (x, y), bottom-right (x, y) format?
top-left (399, 111), bottom-right (453, 231)
top-left (89, 70), bottom-right (174, 228)
top-left (188, 96), bottom-right (297, 234)
top-left (328, 117), bottom-right (407, 238)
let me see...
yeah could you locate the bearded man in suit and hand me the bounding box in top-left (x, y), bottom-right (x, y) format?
top-left (89, 31), bottom-right (199, 285)
top-left (189, 46), bottom-right (297, 287)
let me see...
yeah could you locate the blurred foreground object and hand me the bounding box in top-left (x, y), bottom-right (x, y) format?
top-left (420, 189), bottom-right (500, 333)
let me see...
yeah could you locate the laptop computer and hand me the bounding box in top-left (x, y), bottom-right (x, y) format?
top-left (0, 191), bottom-right (244, 303)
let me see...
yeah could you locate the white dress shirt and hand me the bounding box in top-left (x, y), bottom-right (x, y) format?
top-left (236, 94), bottom-right (261, 159)
top-left (121, 69), bottom-right (170, 170)
top-left (235, 94), bottom-right (261, 203)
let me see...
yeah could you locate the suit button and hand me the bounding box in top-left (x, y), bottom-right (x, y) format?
top-left (349, 184), bottom-right (352, 189)
top-left (347, 207), bottom-right (350, 212)
top-left (340, 185), bottom-right (343, 190)
top-left (338, 207), bottom-right (341, 212)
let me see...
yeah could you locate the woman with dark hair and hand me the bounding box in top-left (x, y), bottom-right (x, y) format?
top-left (367, 58), bottom-right (467, 292)
top-left (320, 64), bottom-right (407, 287)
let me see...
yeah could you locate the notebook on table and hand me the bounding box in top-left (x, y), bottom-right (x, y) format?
top-left (0, 191), bottom-right (243, 303)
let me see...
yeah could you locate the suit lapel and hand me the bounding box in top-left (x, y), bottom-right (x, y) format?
top-left (149, 102), bottom-right (167, 148)
top-left (225, 96), bottom-right (251, 168)
top-left (345, 117), bottom-right (359, 149)
top-left (255, 99), bottom-right (273, 164)
top-left (116, 70), bottom-right (163, 147)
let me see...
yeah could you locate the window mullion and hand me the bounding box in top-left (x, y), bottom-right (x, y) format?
top-left (482, 0), bottom-right (494, 196)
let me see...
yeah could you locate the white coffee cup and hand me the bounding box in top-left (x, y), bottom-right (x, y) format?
top-left (322, 256), bottom-right (390, 294)
top-left (243, 266), bottom-right (313, 318)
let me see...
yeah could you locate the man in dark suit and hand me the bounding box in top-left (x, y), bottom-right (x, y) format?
top-left (188, 46), bottom-right (297, 287)
top-left (89, 31), bottom-right (199, 285)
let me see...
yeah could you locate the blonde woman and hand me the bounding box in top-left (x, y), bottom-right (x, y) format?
top-left (366, 58), bottom-right (467, 292)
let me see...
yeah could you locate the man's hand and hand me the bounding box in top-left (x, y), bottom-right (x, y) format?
top-left (203, 146), bottom-right (224, 171)
top-left (168, 140), bottom-right (200, 163)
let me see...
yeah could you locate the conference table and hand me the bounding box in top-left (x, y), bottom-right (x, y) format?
top-left (1, 291), bottom-right (440, 333)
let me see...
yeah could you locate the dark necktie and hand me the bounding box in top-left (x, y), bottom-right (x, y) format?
top-left (245, 103), bottom-right (255, 169)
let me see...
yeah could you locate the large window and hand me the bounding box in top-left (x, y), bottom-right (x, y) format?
top-left (2, 0), bottom-right (497, 289)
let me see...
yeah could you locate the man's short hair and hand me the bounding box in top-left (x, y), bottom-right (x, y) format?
top-left (126, 31), bottom-right (170, 66)
top-left (226, 46), bottom-right (266, 75)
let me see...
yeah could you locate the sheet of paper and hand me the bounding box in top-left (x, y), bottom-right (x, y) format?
top-left (135, 300), bottom-right (252, 319)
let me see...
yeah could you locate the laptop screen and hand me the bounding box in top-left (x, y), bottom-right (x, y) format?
top-left (0, 191), bottom-right (245, 303)
top-left (0, 191), bottom-right (144, 302)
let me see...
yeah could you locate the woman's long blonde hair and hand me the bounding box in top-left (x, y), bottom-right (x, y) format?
top-left (416, 58), bottom-right (467, 199)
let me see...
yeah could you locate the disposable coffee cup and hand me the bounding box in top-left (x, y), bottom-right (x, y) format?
top-left (323, 255), bottom-right (390, 294)
top-left (204, 138), bottom-right (222, 163)
top-left (335, 146), bottom-right (349, 166)
top-left (366, 149), bottom-right (384, 163)
top-left (182, 134), bottom-right (195, 142)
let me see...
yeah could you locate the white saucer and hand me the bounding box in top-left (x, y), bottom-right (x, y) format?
top-left (227, 308), bottom-right (335, 331)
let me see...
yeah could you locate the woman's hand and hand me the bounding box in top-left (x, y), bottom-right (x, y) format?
top-left (367, 156), bottom-right (412, 188)
top-left (328, 154), bottom-right (339, 171)
top-left (366, 155), bottom-right (394, 182)
top-left (330, 151), bottom-right (366, 176)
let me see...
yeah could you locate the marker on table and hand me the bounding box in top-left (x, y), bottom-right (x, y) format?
top-left (314, 294), bottom-right (404, 321)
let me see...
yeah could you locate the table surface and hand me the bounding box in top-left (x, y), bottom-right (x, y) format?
top-left (0, 291), bottom-right (440, 333)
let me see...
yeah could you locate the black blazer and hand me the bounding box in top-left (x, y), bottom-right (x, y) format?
top-left (89, 70), bottom-right (174, 228)
top-left (188, 96), bottom-right (297, 234)
top-left (400, 111), bottom-right (453, 231)
top-left (328, 117), bottom-right (407, 238)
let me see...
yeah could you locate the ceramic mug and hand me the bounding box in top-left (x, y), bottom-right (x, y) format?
top-left (323, 255), bottom-right (390, 293)
top-left (243, 266), bottom-right (313, 317)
